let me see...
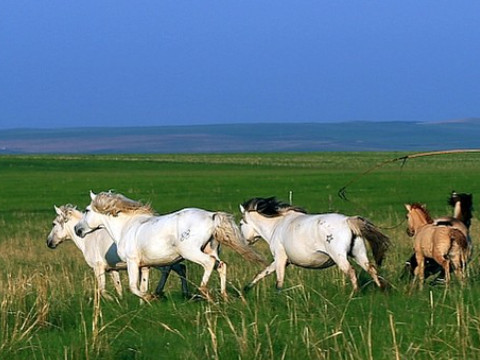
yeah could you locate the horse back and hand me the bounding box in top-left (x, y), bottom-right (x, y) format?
top-left (133, 208), bottom-right (215, 250)
top-left (414, 225), bottom-right (458, 257)
top-left (434, 217), bottom-right (468, 236)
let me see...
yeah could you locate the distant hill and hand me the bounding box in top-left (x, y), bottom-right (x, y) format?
top-left (1, 119), bottom-right (479, 154)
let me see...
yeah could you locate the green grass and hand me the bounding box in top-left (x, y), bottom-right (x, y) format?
top-left (1, 152), bottom-right (480, 359)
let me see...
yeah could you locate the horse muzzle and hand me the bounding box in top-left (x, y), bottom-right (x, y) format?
top-left (247, 236), bottom-right (262, 245)
top-left (46, 236), bottom-right (59, 249)
top-left (75, 223), bottom-right (102, 237)
top-left (74, 224), bottom-right (87, 238)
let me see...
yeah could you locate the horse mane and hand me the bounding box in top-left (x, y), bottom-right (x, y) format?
top-left (242, 197), bottom-right (307, 217)
top-left (91, 191), bottom-right (155, 216)
top-left (56, 204), bottom-right (79, 222)
top-left (408, 203), bottom-right (433, 224)
top-left (448, 191), bottom-right (473, 227)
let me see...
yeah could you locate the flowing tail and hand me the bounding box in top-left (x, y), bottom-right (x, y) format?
top-left (449, 228), bottom-right (471, 269)
top-left (212, 212), bottom-right (268, 266)
top-left (347, 216), bottom-right (392, 266)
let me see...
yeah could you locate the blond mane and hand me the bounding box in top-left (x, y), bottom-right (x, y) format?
top-left (56, 204), bottom-right (81, 223)
top-left (91, 192), bottom-right (154, 216)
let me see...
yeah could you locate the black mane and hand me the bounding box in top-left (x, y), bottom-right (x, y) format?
top-left (448, 191), bottom-right (473, 228)
top-left (241, 197), bottom-right (307, 217)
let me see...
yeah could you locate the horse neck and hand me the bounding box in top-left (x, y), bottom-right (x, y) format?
top-left (453, 201), bottom-right (463, 220)
top-left (410, 210), bottom-right (430, 230)
top-left (249, 213), bottom-right (285, 244)
top-left (454, 201), bottom-right (472, 228)
top-left (65, 216), bottom-right (87, 253)
top-left (100, 212), bottom-right (148, 244)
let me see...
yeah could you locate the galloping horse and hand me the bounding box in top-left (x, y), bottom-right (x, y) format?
top-left (404, 191), bottom-right (473, 279)
top-left (445, 191), bottom-right (473, 229)
top-left (405, 203), bottom-right (470, 288)
top-left (74, 191), bottom-right (266, 301)
top-left (239, 197), bottom-right (391, 292)
top-left (47, 204), bottom-right (190, 299)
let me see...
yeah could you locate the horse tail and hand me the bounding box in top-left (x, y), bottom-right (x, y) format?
top-left (449, 228), bottom-right (471, 267)
top-left (212, 212), bottom-right (268, 266)
top-left (347, 216), bottom-right (392, 267)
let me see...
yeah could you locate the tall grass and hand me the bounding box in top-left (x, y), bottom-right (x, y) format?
top-left (1, 152), bottom-right (479, 359)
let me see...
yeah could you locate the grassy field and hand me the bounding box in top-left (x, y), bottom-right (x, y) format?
top-left (1, 152), bottom-right (480, 359)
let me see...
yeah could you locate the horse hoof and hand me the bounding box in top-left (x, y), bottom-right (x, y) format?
top-left (243, 284), bottom-right (254, 292)
top-left (188, 294), bottom-right (206, 302)
top-left (154, 291), bottom-right (166, 299)
top-left (141, 294), bottom-right (159, 304)
top-left (100, 292), bottom-right (114, 301)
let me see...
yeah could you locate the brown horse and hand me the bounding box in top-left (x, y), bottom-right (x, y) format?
top-left (405, 203), bottom-right (470, 288)
top-left (404, 191), bottom-right (473, 280)
top-left (405, 191), bottom-right (473, 282)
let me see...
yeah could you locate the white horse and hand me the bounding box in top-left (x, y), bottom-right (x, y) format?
top-left (47, 204), bottom-right (190, 299)
top-left (74, 191), bottom-right (266, 301)
top-left (239, 197), bottom-right (391, 292)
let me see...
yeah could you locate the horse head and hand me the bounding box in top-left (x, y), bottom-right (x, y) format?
top-left (405, 203), bottom-right (432, 237)
top-left (449, 191), bottom-right (473, 228)
top-left (74, 192), bottom-right (106, 238)
top-left (46, 204), bottom-right (80, 248)
top-left (239, 204), bottom-right (262, 244)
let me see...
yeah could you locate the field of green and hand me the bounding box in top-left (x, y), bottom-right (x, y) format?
top-left (1, 152), bottom-right (479, 359)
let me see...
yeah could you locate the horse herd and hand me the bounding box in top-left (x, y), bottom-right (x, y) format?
top-left (46, 190), bottom-right (473, 301)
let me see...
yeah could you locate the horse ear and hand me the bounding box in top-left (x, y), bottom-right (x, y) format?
top-left (54, 205), bottom-right (62, 215)
top-left (89, 191), bottom-right (97, 201)
top-left (239, 204), bottom-right (245, 214)
top-left (404, 204), bottom-right (411, 211)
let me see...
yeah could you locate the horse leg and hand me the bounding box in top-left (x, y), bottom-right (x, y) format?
top-left (157, 263), bottom-right (190, 298)
top-left (274, 252), bottom-right (289, 291)
top-left (202, 242), bottom-right (226, 298)
top-left (126, 260), bottom-right (151, 301)
top-left (244, 261), bottom-right (277, 291)
top-left (140, 267), bottom-right (150, 294)
top-left (172, 263), bottom-right (190, 298)
top-left (216, 260), bottom-right (228, 299)
top-left (339, 261), bottom-right (358, 292)
top-left (93, 264), bottom-right (112, 300)
top-left (444, 260), bottom-right (451, 285)
top-left (109, 270), bottom-right (123, 299)
top-left (327, 251), bottom-right (358, 291)
top-left (351, 238), bottom-right (382, 288)
top-left (182, 251), bottom-right (217, 299)
top-left (414, 252), bottom-right (425, 290)
top-left (199, 256), bottom-right (217, 299)
top-left (154, 266), bottom-right (171, 297)
top-left (450, 246), bottom-right (467, 285)
top-left (452, 259), bottom-right (464, 284)
top-left (432, 254), bottom-right (450, 285)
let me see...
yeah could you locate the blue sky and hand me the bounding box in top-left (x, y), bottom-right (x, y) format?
top-left (1, 1), bottom-right (479, 129)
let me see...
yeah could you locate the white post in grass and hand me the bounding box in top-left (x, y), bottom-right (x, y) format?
top-left (289, 191), bottom-right (293, 205)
